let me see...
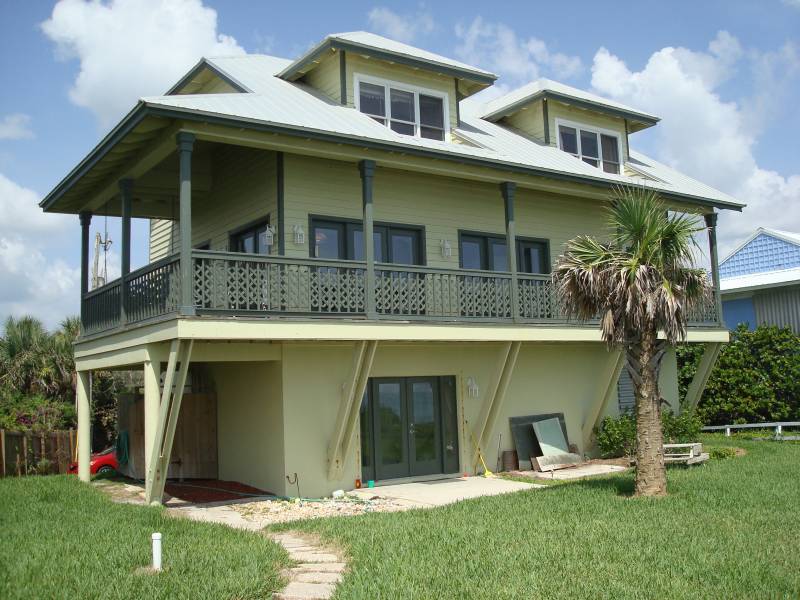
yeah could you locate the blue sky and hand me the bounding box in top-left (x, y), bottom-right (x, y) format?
top-left (0, 0), bottom-right (798, 326)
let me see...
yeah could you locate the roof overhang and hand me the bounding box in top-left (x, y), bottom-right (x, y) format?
top-left (483, 90), bottom-right (660, 132)
top-left (278, 37), bottom-right (496, 96)
top-left (40, 102), bottom-right (743, 217)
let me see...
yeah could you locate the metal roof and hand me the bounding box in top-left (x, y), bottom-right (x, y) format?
top-left (721, 266), bottom-right (800, 293)
top-left (278, 31), bottom-right (497, 85)
top-left (480, 79), bottom-right (659, 127)
top-left (40, 42), bottom-right (745, 214)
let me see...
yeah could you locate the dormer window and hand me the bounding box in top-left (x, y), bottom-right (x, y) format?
top-left (356, 75), bottom-right (447, 141)
top-left (556, 119), bottom-right (621, 175)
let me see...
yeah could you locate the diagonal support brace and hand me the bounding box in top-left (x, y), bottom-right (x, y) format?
top-left (684, 342), bottom-right (722, 410)
top-left (145, 339), bottom-right (193, 504)
top-left (472, 341), bottom-right (522, 470)
top-left (582, 348), bottom-right (626, 450)
top-left (327, 340), bottom-right (378, 480)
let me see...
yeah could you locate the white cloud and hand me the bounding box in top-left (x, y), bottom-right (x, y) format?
top-left (0, 173), bottom-right (70, 235)
top-left (454, 17), bottom-right (582, 83)
top-left (0, 174), bottom-right (78, 327)
top-left (0, 114), bottom-right (34, 140)
top-left (782, 0), bottom-right (800, 8)
top-left (41, 0), bottom-right (245, 127)
top-left (367, 7), bottom-right (435, 44)
top-left (590, 32), bottom-right (800, 255)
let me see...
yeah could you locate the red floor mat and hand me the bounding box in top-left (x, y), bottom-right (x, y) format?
top-left (164, 479), bottom-right (270, 503)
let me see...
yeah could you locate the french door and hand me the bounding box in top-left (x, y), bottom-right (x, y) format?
top-left (360, 376), bottom-right (459, 482)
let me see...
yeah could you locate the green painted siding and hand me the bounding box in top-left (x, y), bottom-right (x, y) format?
top-left (151, 150), bottom-right (609, 268)
top-left (281, 153), bottom-right (608, 268)
top-left (302, 50), bottom-right (342, 104)
top-left (148, 146), bottom-right (278, 258)
top-left (505, 100), bottom-right (546, 141)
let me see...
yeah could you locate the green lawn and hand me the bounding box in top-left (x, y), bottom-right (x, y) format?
top-left (281, 437), bottom-right (800, 599)
top-left (0, 476), bottom-right (288, 599)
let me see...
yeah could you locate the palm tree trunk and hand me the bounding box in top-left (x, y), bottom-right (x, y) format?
top-left (630, 330), bottom-right (667, 497)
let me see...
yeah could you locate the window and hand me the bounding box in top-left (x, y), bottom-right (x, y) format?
top-left (230, 220), bottom-right (270, 254)
top-left (459, 232), bottom-right (549, 274)
top-left (311, 217), bottom-right (424, 265)
top-left (357, 76), bottom-right (447, 141)
top-left (557, 121), bottom-right (621, 175)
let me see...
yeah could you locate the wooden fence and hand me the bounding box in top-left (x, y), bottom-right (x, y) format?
top-left (0, 429), bottom-right (76, 476)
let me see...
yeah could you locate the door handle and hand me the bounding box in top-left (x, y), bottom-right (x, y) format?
top-left (409, 423), bottom-right (415, 435)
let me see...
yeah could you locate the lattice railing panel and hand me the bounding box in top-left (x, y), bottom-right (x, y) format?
top-left (192, 252), bottom-right (366, 315)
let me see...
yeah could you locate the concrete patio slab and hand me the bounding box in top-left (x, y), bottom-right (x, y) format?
top-left (526, 463), bottom-right (628, 480)
top-left (349, 476), bottom-right (540, 507)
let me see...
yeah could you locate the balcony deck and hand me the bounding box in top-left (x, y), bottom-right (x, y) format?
top-left (80, 250), bottom-right (722, 337)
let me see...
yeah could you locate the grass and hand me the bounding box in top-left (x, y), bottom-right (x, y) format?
top-left (0, 475), bottom-right (289, 599)
top-left (280, 436), bottom-right (800, 599)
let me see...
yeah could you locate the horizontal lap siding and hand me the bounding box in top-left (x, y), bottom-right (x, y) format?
top-left (192, 146), bottom-right (277, 251)
top-left (284, 154), bottom-right (608, 270)
top-left (303, 51), bottom-right (341, 103)
top-left (345, 54), bottom-right (459, 132)
top-left (505, 101), bottom-right (546, 141)
top-left (148, 146), bottom-right (278, 259)
top-left (149, 219), bottom-right (176, 261)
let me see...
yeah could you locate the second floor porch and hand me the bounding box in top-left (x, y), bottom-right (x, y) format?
top-left (81, 248), bottom-right (722, 337)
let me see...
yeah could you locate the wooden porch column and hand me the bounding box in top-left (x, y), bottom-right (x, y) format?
top-left (704, 212), bottom-right (723, 323)
top-left (119, 179), bottom-right (133, 325)
top-left (177, 132), bottom-right (196, 315)
top-left (142, 350), bottom-right (161, 478)
top-left (501, 182), bottom-right (520, 321)
top-left (76, 370), bottom-right (91, 482)
top-left (79, 212), bottom-right (92, 328)
top-left (359, 160), bottom-right (377, 318)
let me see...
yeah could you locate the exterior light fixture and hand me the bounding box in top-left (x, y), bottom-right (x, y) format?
top-left (466, 377), bottom-right (479, 398)
top-left (293, 224), bottom-right (305, 245)
top-left (264, 225), bottom-right (275, 247)
top-left (440, 239), bottom-right (452, 258)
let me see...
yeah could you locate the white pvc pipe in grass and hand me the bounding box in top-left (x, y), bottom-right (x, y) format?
top-left (152, 532), bottom-right (162, 571)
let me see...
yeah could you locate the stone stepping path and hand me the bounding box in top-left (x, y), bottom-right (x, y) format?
top-left (270, 531), bottom-right (346, 600)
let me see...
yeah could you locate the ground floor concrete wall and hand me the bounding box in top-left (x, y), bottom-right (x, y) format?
top-left (211, 361), bottom-right (286, 495)
top-left (208, 341), bottom-right (683, 498)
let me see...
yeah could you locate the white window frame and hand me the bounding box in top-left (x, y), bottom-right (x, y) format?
top-left (555, 118), bottom-right (623, 174)
top-left (354, 73), bottom-right (450, 142)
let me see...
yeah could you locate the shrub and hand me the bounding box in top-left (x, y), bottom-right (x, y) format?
top-left (677, 324), bottom-right (800, 425)
top-left (596, 413), bottom-right (637, 458)
top-left (595, 408), bottom-right (702, 458)
top-left (0, 391), bottom-right (76, 433)
top-left (709, 446), bottom-right (737, 460)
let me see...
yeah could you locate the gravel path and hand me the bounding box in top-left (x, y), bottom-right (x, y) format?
top-left (232, 494), bottom-right (414, 526)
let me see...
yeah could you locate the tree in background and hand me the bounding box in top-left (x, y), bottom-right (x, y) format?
top-left (678, 324), bottom-right (800, 424)
top-left (554, 186), bottom-right (710, 497)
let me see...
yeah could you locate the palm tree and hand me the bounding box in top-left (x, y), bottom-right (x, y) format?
top-left (0, 316), bottom-right (50, 396)
top-left (553, 186), bottom-right (711, 497)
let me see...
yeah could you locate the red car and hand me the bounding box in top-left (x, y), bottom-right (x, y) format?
top-left (68, 447), bottom-right (119, 476)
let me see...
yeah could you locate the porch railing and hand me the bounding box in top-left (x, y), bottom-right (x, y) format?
top-left (81, 256), bottom-right (181, 335)
top-left (80, 250), bottom-right (722, 334)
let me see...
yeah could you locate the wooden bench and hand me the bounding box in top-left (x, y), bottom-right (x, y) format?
top-left (663, 443), bottom-right (708, 465)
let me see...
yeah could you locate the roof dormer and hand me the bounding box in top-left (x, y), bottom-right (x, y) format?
top-left (278, 32), bottom-right (496, 137)
top-left (481, 80), bottom-right (659, 174)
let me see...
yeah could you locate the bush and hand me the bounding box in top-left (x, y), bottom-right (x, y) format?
top-left (709, 446), bottom-right (737, 460)
top-left (677, 324), bottom-right (800, 425)
top-left (595, 408), bottom-right (703, 458)
top-left (0, 391), bottom-right (76, 433)
top-left (596, 413), bottom-right (637, 458)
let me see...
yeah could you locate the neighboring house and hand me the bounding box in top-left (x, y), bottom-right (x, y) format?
top-left (40, 32), bottom-right (740, 501)
top-left (720, 228), bottom-right (800, 333)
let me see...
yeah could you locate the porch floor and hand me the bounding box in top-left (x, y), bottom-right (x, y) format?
top-left (349, 476), bottom-right (540, 507)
